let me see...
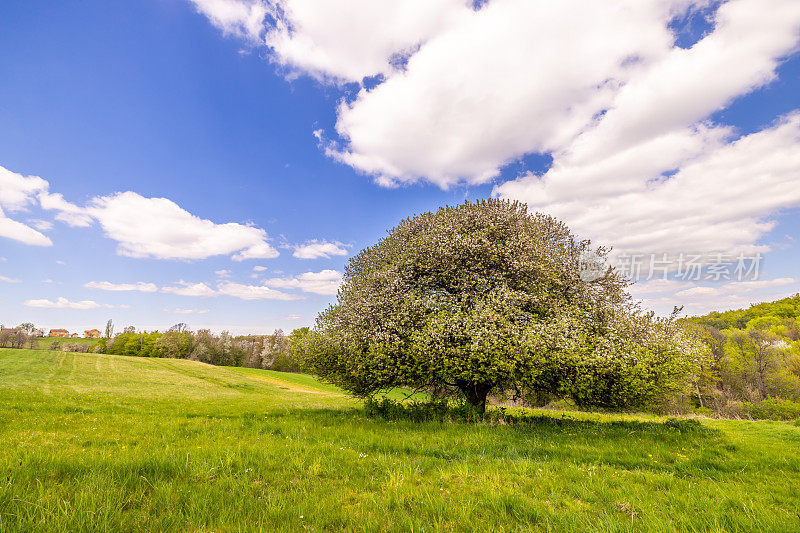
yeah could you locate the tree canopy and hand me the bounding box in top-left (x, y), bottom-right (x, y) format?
top-left (304, 200), bottom-right (700, 413)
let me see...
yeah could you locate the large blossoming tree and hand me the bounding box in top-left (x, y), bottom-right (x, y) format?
top-left (303, 200), bottom-right (703, 413)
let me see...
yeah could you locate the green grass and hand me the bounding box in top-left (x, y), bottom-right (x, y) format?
top-left (1, 349), bottom-right (799, 532)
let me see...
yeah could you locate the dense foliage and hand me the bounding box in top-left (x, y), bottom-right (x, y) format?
top-left (683, 294), bottom-right (800, 419)
top-left (93, 326), bottom-right (310, 371)
top-left (304, 200), bottom-right (702, 413)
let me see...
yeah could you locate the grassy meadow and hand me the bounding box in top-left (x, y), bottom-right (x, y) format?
top-left (1, 348), bottom-right (799, 531)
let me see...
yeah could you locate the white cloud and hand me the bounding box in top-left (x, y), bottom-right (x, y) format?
top-left (264, 269), bottom-right (342, 295)
top-left (189, 0), bottom-right (268, 42)
top-left (264, 0), bottom-right (472, 83)
top-left (499, 112), bottom-right (800, 256)
top-left (193, 0), bottom-right (473, 82)
top-left (0, 208), bottom-right (52, 247)
top-left (286, 314), bottom-right (302, 320)
top-left (28, 219), bottom-right (53, 231)
top-left (217, 281), bottom-right (304, 300)
top-left (163, 307), bottom-right (211, 315)
top-left (162, 281), bottom-right (218, 297)
top-left (0, 165), bottom-right (48, 211)
top-left (494, 0), bottom-right (800, 256)
top-left (88, 192), bottom-right (279, 261)
top-left (23, 297), bottom-right (124, 310)
top-left (84, 281), bottom-right (159, 293)
top-left (292, 239), bottom-right (349, 259)
top-left (0, 275), bottom-right (21, 283)
top-left (231, 241), bottom-right (280, 261)
top-left (38, 191), bottom-right (93, 227)
top-left (320, 0), bottom-right (800, 188)
top-left (640, 277), bottom-right (800, 315)
top-left (194, 0), bottom-right (800, 263)
top-left (326, 0), bottom-right (702, 186)
top-left (0, 166), bottom-right (52, 246)
top-left (215, 269), bottom-right (233, 278)
top-left (252, 265), bottom-right (268, 272)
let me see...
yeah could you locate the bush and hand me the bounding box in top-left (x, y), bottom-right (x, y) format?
top-left (61, 342), bottom-right (92, 353)
top-left (663, 417), bottom-right (703, 432)
top-left (745, 398), bottom-right (800, 421)
top-left (694, 406), bottom-right (714, 417)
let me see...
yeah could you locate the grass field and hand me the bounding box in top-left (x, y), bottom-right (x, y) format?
top-left (1, 349), bottom-right (799, 531)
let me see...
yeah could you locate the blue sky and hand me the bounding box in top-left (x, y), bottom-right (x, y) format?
top-left (1, 0), bottom-right (799, 334)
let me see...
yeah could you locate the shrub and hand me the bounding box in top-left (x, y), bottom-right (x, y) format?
top-left (61, 342), bottom-right (92, 353)
top-left (663, 417), bottom-right (703, 432)
top-left (746, 398), bottom-right (800, 421)
top-left (694, 406), bottom-right (714, 417)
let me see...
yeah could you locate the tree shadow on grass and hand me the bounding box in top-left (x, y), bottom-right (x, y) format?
top-left (233, 406), bottom-right (735, 478)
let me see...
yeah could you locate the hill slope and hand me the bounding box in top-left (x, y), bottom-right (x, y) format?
top-left (1, 349), bottom-right (799, 531)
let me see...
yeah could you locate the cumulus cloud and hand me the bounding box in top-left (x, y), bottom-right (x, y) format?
top-left (264, 269), bottom-right (342, 295)
top-left (1, 165), bottom-right (283, 260)
top-left (0, 166), bottom-right (52, 246)
top-left (39, 191), bottom-right (93, 227)
top-left (292, 239), bottom-right (349, 259)
top-left (189, 0), bottom-right (268, 42)
top-left (499, 113), bottom-right (800, 257)
top-left (0, 209), bottom-right (52, 246)
top-left (217, 281), bottom-right (304, 300)
top-left (326, 0), bottom-right (697, 186)
top-left (193, 0), bottom-right (800, 264)
top-left (87, 192), bottom-right (279, 261)
top-left (192, 0), bottom-right (472, 82)
top-left (321, 0), bottom-right (800, 188)
top-left (640, 277), bottom-right (800, 315)
top-left (84, 281), bottom-right (159, 292)
top-left (0, 165), bottom-right (48, 211)
top-left (494, 0), bottom-right (800, 257)
top-left (0, 160), bottom-right (284, 260)
top-left (252, 265), bottom-right (268, 272)
top-left (23, 297), bottom-right (123, 310)
top-left (162, 281), bottom-right (218, 297)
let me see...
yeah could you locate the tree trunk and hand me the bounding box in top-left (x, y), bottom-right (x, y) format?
top-left (456, 380), bottom-right (491, 415)
top-left (695, 381), bottom-right (704, 408)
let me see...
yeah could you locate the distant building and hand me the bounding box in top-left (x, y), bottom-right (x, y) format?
top-left (70, 333), bottom-right (80, 338)
top-left (84, 329), bottom-right (101, 338)
top-left (49, 329), bottom-right (69, 338)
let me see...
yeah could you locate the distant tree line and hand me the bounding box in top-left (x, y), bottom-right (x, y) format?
top-left (93, 324), bottom-right (310, 372)
top-left (682, 294), bottom-right (800, 420)
top-left (0, 324), bottom-right (38, 349)
top-left (0, 320), bottom-right (310, 373)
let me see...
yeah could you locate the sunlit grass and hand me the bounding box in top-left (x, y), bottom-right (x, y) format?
top-left (1, 348), bottom-right (799, 531)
